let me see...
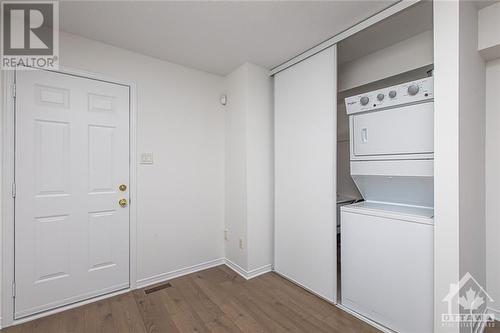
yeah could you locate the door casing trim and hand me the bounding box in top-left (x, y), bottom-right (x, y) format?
top-left (1, 66), bottom-right (138, 328)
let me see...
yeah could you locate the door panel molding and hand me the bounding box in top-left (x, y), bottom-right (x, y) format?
top-left (1, 66), bottom-right (138, 328)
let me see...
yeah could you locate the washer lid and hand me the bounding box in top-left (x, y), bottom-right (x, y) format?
top-left (341, 201), bottom-right (434, 225)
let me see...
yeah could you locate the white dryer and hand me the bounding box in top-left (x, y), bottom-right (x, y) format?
top-left (341, 77), bottom-right (434, 333)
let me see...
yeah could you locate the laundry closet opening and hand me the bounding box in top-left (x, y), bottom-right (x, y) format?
top-left (336, 2), bottom-right (434, 332)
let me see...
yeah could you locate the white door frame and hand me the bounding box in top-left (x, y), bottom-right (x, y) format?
top-left (1, 66), bottom-right (138, 328)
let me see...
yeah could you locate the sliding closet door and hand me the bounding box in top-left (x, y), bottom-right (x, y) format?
top-left (274, 46), bottom-right (337, 302)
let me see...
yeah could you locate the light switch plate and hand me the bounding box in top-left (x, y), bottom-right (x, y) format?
top-left (140, 152), bottom-right (154, 164)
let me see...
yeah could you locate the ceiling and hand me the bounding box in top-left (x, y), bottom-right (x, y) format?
top-left (60, 1), bottom-right (396, 76)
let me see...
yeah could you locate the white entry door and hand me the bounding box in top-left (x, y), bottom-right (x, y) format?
top-left (14, 69), bottom-right (130, 318)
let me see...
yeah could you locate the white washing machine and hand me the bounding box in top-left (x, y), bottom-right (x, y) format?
top-left (341, 77), bottom-right (434, 333)
top-left (341, 202), bottom-right (433, 333)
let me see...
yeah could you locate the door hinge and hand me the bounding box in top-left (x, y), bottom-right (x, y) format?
top-left (12, 282), bottom-right (16, 298)
top-left (11, 84), bottom-right (16, 99)
top-left (12, 182), bottom-right (16, 198)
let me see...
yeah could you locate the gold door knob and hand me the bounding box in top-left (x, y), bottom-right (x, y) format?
top-left (119, 199), bottom-right (128, 207)
top-left (119, 184), bottom-right (127, 191)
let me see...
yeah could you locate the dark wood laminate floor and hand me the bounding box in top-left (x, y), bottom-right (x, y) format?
top-left (1, 265), bottom-right (380, 333)
top-left (486, 321), bottom-right (500, 333)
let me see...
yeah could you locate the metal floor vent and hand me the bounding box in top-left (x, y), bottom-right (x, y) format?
top-left (144, 282), bottom-right (172, 294)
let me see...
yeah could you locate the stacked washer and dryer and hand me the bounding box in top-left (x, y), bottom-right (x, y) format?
top-left (341, 78), bottom-right (434, 333)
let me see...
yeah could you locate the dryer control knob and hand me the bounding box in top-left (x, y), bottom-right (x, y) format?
top-left (408, 84), bottom-right (419, 96)
top-left (360, 96), bottom-right (369, 105)
top-left (389, 90), bottom-right (397, 98)
top-left (377, 93), bottom-right (385, 101)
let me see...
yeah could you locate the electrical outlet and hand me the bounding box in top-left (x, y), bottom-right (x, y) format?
top-left (239, 238), bottom-right (243, 250)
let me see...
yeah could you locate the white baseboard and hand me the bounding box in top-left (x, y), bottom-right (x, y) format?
top-left (247, 264), bottom-right (273, 279)
top-left (136, 258), bottom-right (225, 288)
top-left (224, 259), bottom-right (247, 279)
top-left (137, 258), bottom-right (271, 289)
top-left (224, 259), bottom-right (272, 280)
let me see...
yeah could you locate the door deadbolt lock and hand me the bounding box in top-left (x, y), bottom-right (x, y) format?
top-left (119, 199), bottom-right (128, 207)
top-left (119, 184), bottom-right (127, 191)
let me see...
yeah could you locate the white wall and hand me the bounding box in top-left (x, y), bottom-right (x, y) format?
top-left (58, 32), bottom-right (226, 284)
top-left (478, 2), bottom-right (500, 61)
top-left (224, 65), bottom-right (248, 269)
top-left (486, 58), bottom-right (500, 317)
top-left (434, 2), bottom-right (461, 332)
top-left (434, 2), bottom-right (487, 332)
top-left (336, 103), bottom-right (361, 200)
top-left (224, 63), bottom-right (274, 274)
top-left (458, 0), bottom-right (486, 304)
top-left (245, 64), bottom-right (274, 272)
top-left (338, 30), bottom-right (433, 92)
top-left (478, 14), bottom-right (500, 308)
top-left (481, 12), bottom-right (500, 313)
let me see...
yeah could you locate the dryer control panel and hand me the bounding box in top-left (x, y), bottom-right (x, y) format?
top-left (345, 77), bottom-right (434, 115)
